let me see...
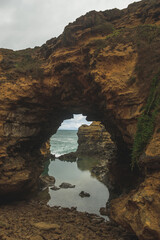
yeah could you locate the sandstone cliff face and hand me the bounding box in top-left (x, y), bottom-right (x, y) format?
top-left (0, 0), bottom-right (160, 238)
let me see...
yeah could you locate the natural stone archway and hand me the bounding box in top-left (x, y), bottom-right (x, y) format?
top-left (0, 0), bottom-right (160, 239)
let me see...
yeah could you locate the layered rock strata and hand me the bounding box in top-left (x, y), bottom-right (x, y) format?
top-left (0, 0), bottom-right (160, 238)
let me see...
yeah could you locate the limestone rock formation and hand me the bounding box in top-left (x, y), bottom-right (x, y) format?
top-left (0, 0), bottom-right (160, 238)
top-left (77, 121), bottom-right (116, 158)
top-left (76, 121), bottom-right (117, 184)
top-left (58, 152), bottom-right (77, 161)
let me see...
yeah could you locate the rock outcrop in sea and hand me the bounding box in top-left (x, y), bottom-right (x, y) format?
top-left (76, 121), bottom-right (117, 184)
top-left (0, 0), bottom-right (160, 238)
top-left (77, 122), bottom-right (116, 158)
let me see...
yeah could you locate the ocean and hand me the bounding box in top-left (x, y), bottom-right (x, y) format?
top-left (44, 130), bottom-right (109, 218)
top-left (50, 130), bottom-right (78, 157)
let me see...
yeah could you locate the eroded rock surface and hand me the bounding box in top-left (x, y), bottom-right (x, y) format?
top-left (110, 172), bottom-right (160, 240)
top-left (0, 0), bottom-right (160, 238)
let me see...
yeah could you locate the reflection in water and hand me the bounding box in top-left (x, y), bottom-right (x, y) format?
top-left (77, 156), bottom-right (100, 171)
top-left (41, 130), bottom-right (109, 218)
top-left (42, 158), bottom-right (109, 218)
top-left (42, 160), bottom-right (50, 176)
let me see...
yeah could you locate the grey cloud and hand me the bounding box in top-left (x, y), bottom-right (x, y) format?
top-left (59, 115), bottom-right (92, 130)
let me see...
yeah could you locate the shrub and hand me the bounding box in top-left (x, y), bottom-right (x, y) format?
top-left (105, 29), bottom-right (121, 39)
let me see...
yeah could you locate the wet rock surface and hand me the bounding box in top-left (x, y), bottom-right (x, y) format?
top-left (0, 200), bottom-right (138, 240)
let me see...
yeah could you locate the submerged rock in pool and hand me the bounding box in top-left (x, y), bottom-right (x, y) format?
top-left (79, 191), bottom-right (90, 198)
top-left (59, 182), bottom-right (75, 189)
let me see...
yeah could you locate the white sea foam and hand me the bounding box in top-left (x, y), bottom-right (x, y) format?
top-left (50, 130), bottom-right (78, 157)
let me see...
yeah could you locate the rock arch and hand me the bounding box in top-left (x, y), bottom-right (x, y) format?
top-left (0, 0), bottom-right (160, 238)
top-left (0, 39), bottom-right (137, 196)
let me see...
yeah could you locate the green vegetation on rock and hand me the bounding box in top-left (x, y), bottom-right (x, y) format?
top-left (105, 29), bottom-right (121, 39)
top-left (14, 52), bottom-right (44, 80)
top-left (131, 73), bottom-right (160, 169)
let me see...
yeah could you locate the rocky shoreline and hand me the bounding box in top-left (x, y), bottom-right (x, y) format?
top-left (0, 199), bottom-right (138, 240)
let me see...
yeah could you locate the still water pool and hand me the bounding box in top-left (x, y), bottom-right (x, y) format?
top-left (43, 130), bottom-right (109, 218)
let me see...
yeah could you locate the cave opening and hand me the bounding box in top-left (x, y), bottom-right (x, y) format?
top-left (40, 114), bottom-right (114, 218)
top-left (38, 107), bottom-right (141, 214)
top-left (50, 114), bottom-right (92, 157)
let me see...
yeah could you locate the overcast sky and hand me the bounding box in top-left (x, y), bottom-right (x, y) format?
top-left (59, 114), bottom-right (92, 130)
top-left (0, 0), bottom-right (140, 50)
top-left (0, 0), bottom-right (140, 129)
